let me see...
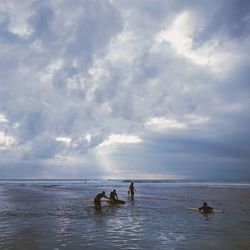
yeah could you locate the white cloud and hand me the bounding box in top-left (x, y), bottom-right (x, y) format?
top-left (155, 9), bottom-right (250, 78)
top-left (145, 117), bottom-right (186, 132)
top-left (0, 114), bottom-right (8, 123)
top-left (55, 137), bottom-right (72, 146)
top-left (0, 132), bottom-right (16, 147)
top-left (100, 134), bottom-right (142, 146)
top-left (40, 59), bottom-right (63, 83)
top-left (156, 11), bottom-right (212, 66)
top-left (84, 133), bottom-right (92, 143)
top-left (1, 1), bottom-right (32, 37)
top-left (145, 115), bottom-right (210, 133)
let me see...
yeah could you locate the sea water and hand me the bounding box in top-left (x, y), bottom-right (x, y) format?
top-left (0, 180), bottom-right (249, 250)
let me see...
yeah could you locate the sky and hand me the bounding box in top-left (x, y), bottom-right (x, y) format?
top-left (0, 0), bottom-right (250, 180)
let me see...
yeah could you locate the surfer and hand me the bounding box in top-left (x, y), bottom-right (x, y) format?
top-left (94, 191), bottom-right (109, 211)
top-left (110, 189), bottom-right (118, 201)
top-left (199, 202), bottom-right (213, 213)
top-left (129, 182), bottom-right (136, 199)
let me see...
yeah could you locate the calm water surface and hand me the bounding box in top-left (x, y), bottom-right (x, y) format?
top-left (0, 180), bottom-right (249, 250)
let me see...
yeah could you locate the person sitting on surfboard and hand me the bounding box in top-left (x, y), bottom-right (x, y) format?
top-left (199, 202), bottom-right (213, 213)
top-left (94, 191), bottom-right (109, 211)
top-left (110, 189), bottom-right (118, 201)
top-left (129, 182), bottom-right (136, 199)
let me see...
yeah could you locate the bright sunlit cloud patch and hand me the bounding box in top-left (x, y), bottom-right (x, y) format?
top-left (145, 117), bottom-right (186, 132)
top-left (0, 132), bottom-right (16, 147)
top-left (100, 134), bottom-right (142, 146)
top-left (156, 11), bottom-right (212, 65)
top-left (3, 1), bottom-right (32, 37)
top-left (145, 115), bottom-right (210, 132)
top-left (0, 114), bottom-right (8, 123)
top-left (84, 133), bottom-right (92, 143)
top-left (55, 137), bottom-right (72, 146)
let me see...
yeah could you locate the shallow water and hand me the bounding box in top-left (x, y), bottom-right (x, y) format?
top-left (0, 180), bottom-right (249, 249)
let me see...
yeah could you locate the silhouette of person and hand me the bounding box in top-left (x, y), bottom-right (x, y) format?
top-left (129, 182), bottom-right (136, 199)
top-left (110, 189), bottom-right (118, 201)
top-left (94, 191), bottom-right (109, 211)
top-left (199, 202), bottom-right (213, 213)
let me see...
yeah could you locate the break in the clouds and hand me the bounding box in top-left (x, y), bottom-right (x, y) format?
top-left (0, 0), bottom-right (249, 179)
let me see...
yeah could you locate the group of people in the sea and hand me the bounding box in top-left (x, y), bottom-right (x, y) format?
top-left (94, 182), bottom-right (213, 213)
top-left (94, 182), bottom-right (136, 211)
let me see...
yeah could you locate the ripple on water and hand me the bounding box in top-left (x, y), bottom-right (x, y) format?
top-left (0, 182), bottom-right (250, 249)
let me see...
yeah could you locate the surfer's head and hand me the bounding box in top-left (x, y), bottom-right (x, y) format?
top-left (102, 191), bottom-right (105, 195)
top-left (203, 202), bottom-right (208, 207)
top-left (113, 189), bottom-right (116, 192)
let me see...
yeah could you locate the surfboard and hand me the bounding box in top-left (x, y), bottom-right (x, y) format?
top-left (186, 207), bottom-right (224, 213)
top-left (82, 200), bottom-right (106, 202)
top-left (187, 207), bottom-right (200, 211)
top-left (106, 199), bottom-right (126, 204)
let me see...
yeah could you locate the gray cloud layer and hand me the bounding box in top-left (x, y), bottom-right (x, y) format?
top-left (0, 0), bottom-right (249, 179)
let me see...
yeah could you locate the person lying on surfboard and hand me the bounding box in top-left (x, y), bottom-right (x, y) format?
top-left (94, 191), bottom-right (109, 211)
top-left (110, 189), bottom-right (118, 201)
top-left (199, 202), bottom-right (213, 213)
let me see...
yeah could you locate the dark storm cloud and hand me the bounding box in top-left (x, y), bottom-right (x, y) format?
top-left (193, 0), bottom-right (250, 45)
top-left (0, 13), bottom-right (20, 44)
top-left (27, 1), bottom-right (55, 43)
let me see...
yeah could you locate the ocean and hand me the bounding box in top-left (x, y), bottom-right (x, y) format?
top-left (0, 179), bottom-right (249, 250)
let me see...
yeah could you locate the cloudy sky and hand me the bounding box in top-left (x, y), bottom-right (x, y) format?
top-left (0, 0), bottom-right (249, 179)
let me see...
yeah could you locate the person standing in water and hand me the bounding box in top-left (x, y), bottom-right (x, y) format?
top-left (199, 202), bottom-right (213, 213)
top-left (94, 191), bottom-right (109, 211)
top-left (128, 182), bottom-right (136, 199)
